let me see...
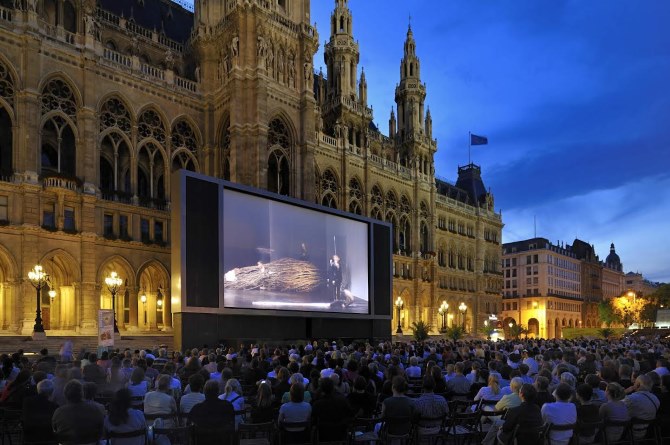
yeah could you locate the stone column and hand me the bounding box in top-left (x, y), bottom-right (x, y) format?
top-left (162, 289), bottom-right (172, 330)
top-left (127, 286), bottom-right (139, 330)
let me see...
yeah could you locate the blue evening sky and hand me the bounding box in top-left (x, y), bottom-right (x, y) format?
top-left (184, 1), bottom-right (670, 283)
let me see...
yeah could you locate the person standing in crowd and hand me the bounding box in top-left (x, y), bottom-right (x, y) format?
top-left (52, 380), bottom-right (104, 445)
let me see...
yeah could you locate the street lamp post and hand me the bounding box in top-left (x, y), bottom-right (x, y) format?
top-left (395, 297), bottom-right (404, 335)
top-left (105, 271), bottom-right (123, 333)
top-left (438, 301), bottom-right (448, 332)
top-left (28, 265), bottom-right (49, 339)
top-left (458, 302), bottom-right (467, 330)
top-left (140, 293), bottom-right (147, 326)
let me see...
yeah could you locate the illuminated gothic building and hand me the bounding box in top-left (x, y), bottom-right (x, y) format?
top-left (0, 0), bottom-right (502, 337)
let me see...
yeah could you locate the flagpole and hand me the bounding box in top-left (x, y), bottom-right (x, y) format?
top-left (468, 131), bottom-right (471, 165)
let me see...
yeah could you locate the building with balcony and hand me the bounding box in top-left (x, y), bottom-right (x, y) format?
top-left (0, 0), bottom-right (502, 337)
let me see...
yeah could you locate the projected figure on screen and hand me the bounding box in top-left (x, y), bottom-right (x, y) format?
top-left (327, 254), bottom-right (342, 302)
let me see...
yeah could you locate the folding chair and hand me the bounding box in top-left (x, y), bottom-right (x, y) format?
top-left (0, 408), bottom-right (22, 445)
top-left (545, 423), bottom-right (577, 445)
top-left (105, 428), bottom-right (147, 445)
top-left (347, 418), bottom-right (380, 445)
top-left (152, 424), bottom-right (193, 445)
top-left (277, 421), bottom-right (312, 445)
top-left (238, 421), bottom-right (274, 445)
top-left (413, 414), bottom-right (447, 445)
top-left (629, 418), bottom-right (660, 445)
top-left (602, 419), bottom-right (633, 445)
top-left (443, 410), bottom-right (481, 445)
top-left (378, 416), bottom-right (413, 445)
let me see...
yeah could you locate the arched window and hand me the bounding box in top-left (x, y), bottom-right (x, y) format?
top-left (348, 177), bottom-right (362, 215)
top-left (220, 117), bottom-right (230, 180)
top-left (171, 119), bottom-right (198, 173)
top-left (268, 149), bottom-right (289, 195)
top-left (63, 0), bottom-right (77, 33)
top-left (385, 191), bottom-right (397, 212)
top-left (99, 132), bottom-right (131, 194)
top-left (0, 60), bottom-right (14, 178)
top-left (320, 169), bottom-right (338, 209)
top-left (41, 116), bottom-right (76, 177)
top-left (400, 195), bottom-right (411, 216)
top-left (41, 78), bottom-right (77, 122)
top-left (137, 143), bottom-right (166, 201)
top-left (267, 118), bottom-right (291, 194)
top-left (99, 97), bottom-right (131, 136)
top-left (138, 109), bottom-right (166, 145)
top-left (399, 216), bottom-right (410, 253)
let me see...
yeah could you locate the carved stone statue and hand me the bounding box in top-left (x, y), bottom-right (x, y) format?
top-left (266, 46), bottom-right (274, 77)
top-left (164, 49), bottom-right (175, 70)
top-left (288, 55), bottom-right (295, 87)
top-left (303, 61), bottom-right (312, 83)
top-left (130, 36), bottom-right (140, 56)
top-left (194, 66), bottom-right (201, 83)
top-left (257, 36), bottom-right (268, 61)
top-left (231, 36), bottom-right (240, 59)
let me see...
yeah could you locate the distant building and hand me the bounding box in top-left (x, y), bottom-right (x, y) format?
top-left (625, 272), bottom-right (660, 298)
top-left (501, 238), bottom-right (583, 339)
top-left (602, 243), bottom-right (625, 299)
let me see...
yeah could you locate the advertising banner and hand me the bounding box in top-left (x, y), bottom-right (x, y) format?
top-left (98, 309), bottom-right (114, 347)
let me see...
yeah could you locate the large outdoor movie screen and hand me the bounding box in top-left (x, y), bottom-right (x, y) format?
top-left (222, 188), bottom-right (370, 314)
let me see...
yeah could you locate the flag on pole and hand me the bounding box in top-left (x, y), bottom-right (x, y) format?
top-left (470, 134), bottom-right (488, 146)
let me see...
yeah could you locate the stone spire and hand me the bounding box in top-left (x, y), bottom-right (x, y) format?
top-left (389, 107), bottom-right (396, 138)
top-left (395, 24), bottom-right (426, 137)
top-left (324, 0), bottom-right (359, 98)
top-left (359, 67), bottom-right (367, 106)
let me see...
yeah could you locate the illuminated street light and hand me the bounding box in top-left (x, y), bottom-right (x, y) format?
top-left (27, 265), bottom-right (49, 338)
top-left (458, 302), bottom-right (467, 329)
top-left (105, 271), bottom-right (123, 333)
top-left (140, 293), bottom-right (147, 325)
top-left (395, 297), bottom-right (404, 334)
top-left (438, 301), bottom-right (449, 332)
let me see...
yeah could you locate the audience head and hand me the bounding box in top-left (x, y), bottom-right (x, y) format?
top-left (289, 382), bottom-right (305, 403)
top-left (553, 382), bottom-right (572, 402)
top-left (203, 380), bottom-right (220, 400)
top-left (189, 373), bottom-right (205, 393)
top-left (36, 379), bottom-right (54, 397)
top-left (519, 383), bottom-right (537, 402)
top-left (510, 377), bottom-right (523, 394)
top-left (422, 375), bottom-right (435, 392)
top-left (391, 375), bottom-right (408, 395)
top-left (605, 382), bottom-right (625, 401)
top-left (576, 383), bottom-right (593, 404)
top-left (63, 380), bottom-right (83, 404)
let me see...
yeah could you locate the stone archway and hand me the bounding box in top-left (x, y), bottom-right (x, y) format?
top-left (528, 318), bottom-right (540, 338)
top-left (0, 243), bottom-right (19, 332)
top-left (39, 249), bottom-right (81, 333)
top-left (503, 317), bottom-right (516, 338)
top-left (98, 256), bottom-right (136, 332)
top-left (137, 260), bottom-right (171, 331)
top-left (555, 318), bottom-right (561, 339)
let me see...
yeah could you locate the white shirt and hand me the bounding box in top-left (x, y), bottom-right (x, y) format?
top-left (474, 386), bottom-right (503, 402)
top-left (523, 357), bottom-right (539, 375)
top-left (541, 401), bottom-right (577, 445)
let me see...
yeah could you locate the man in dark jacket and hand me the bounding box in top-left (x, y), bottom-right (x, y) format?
top-left (312, 377), bottom-right (353, 441)
top-left (52, 380), bottom-right (104, 445)
top-left (188, 380), bottom-right (235, 445)
top-left (497, 383), bottom-right (544, 445)
top-left (22, 379), bottom-right (59, 444)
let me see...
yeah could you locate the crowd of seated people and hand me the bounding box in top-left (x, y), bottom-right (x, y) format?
top-left (0, 336), bottom-right (669, 444)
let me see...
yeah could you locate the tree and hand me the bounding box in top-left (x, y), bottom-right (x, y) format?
top-left (509, 324), bottom-right (527, 340)
top-left (598, 328), bottom-right (614, 339)
top-left (445, 325), bottom-right (466, 342)
top-left (611, 294), bottom-right (647, 326)
top-left (411, 320), bottom-right (431, 342)
top-left (479, 324), bottom-right (496, 340)
top-left (598, 300), bottom-right (620, 327)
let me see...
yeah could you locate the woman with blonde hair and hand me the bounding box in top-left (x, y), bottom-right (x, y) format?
top-left (599, 382), bottom-right (629, 443)
top-left (219, 378), bottom-right (244, 429)
top-left (474, 373), bottom-right (503, 406)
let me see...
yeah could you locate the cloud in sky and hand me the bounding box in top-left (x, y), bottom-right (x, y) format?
top-left (181, 0), bottom-right (670, 282)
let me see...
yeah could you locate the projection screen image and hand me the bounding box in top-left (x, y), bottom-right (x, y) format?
top-left (222, 188), bottom-right (370, 314)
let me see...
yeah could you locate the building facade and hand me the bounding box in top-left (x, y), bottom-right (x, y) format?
top-left (0, 0), bottom-right (502, 337)
top-left (501, 238), bottom-right (583, 339)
